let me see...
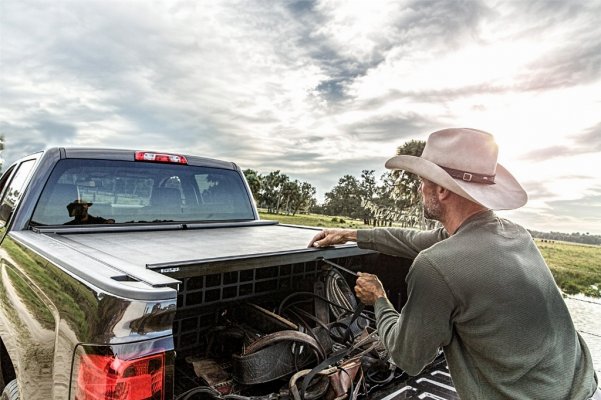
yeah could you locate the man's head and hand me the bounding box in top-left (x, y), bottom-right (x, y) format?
top-left (386, 128), bottom-right (527, 210)
top-left (419, 177), bottom-right (487, 229)
top-left (67, 199), bottom-right (93, 218)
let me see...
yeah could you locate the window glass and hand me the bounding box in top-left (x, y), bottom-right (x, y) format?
top-left (0, 160), bottom-right (36, 224)
top-left (31, 159), bottom-right (254, 226)
top-left (0, 165), bottom-right (16, 201)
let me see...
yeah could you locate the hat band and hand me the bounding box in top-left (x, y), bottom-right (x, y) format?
top-left (439, 165), bottom-right (496, 185)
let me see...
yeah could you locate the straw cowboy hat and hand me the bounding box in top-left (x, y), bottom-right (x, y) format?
top-left (385, 128), bottom-right (527, 210)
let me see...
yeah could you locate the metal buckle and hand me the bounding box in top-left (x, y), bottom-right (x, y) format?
top-left (462, 172), bottom-right (473, 182)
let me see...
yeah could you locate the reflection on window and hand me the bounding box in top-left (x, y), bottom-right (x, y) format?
top-left (31, 159), bottom-right (254, 226)
top-left (0, 160), bottom-right (36, 223)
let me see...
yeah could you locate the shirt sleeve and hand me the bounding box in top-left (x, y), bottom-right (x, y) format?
top-left (374, 254), bottom-right (455, 375)
top-left (357, 227), bottom-right (448, 259)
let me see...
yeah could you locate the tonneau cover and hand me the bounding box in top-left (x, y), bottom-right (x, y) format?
top-left (37, 224), bottom-right (368, 275)
top-left (56, 224), bottom-right (333, 266)
top-left (17, 224), bottom-right (370, 294)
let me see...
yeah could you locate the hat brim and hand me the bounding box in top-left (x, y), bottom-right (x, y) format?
top-left (385, 155), bottom-right (527, 210)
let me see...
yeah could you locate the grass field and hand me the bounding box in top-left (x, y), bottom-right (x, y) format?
top-left (259, 211), bottom-right (366, 229)
top-left (536, 240), bottom-right (601, 297)
top-left (259, 211), bottom-right (601, 298)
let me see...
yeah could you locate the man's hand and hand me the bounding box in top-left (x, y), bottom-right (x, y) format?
top-left (355, 272), bottom-right (387, 306)
top-left (308, 228), bottom-right (358, 248)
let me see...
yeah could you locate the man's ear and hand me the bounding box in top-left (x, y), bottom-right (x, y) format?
top-left (437, 185), bottom-right (452, 201)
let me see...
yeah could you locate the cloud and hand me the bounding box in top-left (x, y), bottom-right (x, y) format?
top-left (572, 121), bottom-right (601, 150)
top-left (521, 121), bottom-right (601, 161)
top-left (547, 192), bottom-right (601, 220)
top-left (520, 180), bottom-right (558, 202)
top-left (1, 0), bottom-right (601, 235)
top-left (343, 112), bottom-right (431, 142)
top-left (503, 2), bottom-right (601, 90)
top-left (521, 145), bottom-right (572, 162)
top-left (500, 184), bottom-right (601, 234)
top-left (525, 187), bottom-right (601, 234)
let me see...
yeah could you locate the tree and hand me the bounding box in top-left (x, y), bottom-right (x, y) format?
top-left (260, 170), bottom-right (289, 213)
top-left (350, 139), bottom-right (433, 228)
top-left (243, 169), bottom-right (262, 202)
top-left (280, 180), bottom-right (299, 215)
top-left (358, 170), bottom-right (377, 224)
top-left (292, 181), bottom-right (316, 215)
top-left (384, 139), bottom-right (438, 229)
top-left (323, 175), bottom-right (363, 219)
top-left (390, 139), bottom-right (425, 203)
top-left (246, 169), bottom-right (317, 215)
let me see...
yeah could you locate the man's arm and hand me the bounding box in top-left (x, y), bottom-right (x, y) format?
top-left (374, 255), bottom-right (455, 375)
top-left (309, 227), bottom-right (448, 260)
top-left (357, 227), bottom-right (448, 259)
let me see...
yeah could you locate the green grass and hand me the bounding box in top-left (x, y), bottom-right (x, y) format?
top-left (260, 212), bottom-right (601, 298)
top-left (259, 211), bottom-right (365, 229)
top-left (535, 239), bottom-right (601, 297)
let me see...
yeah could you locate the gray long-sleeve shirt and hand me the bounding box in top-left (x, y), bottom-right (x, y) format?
top-left (357, 211), bottom-right (598, 399)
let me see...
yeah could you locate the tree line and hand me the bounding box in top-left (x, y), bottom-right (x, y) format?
top-left (245, 138), bottom-right (601, 244)
top-left (243, 169), bottom-right (318, 216)
top-left (528, 230), bottom-right (601, 246)
top-left (244, 139), bottom-right (434, 229)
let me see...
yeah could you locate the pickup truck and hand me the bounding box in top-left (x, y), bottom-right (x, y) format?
top-left (0, 148), bottom-right (458, 400)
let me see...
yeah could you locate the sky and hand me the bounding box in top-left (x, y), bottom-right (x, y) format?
top-left (1, 0), bottom-right (600, 235)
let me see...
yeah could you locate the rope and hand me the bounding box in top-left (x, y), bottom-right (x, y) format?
top-left (578, 330), bottom-right (601, 339)
top-left (278, 292), bottom-right (354, 316)
top-left (325, 269), bottom-right (356, 319)
top-left (565, 296), bottom-right (601, 306)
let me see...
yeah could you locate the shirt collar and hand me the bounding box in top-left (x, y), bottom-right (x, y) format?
top-left (454, 209), bottom-right (495, 234)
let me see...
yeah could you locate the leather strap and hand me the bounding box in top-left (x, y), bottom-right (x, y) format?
top-left (186, 357), bottom-right (232, 395)
top-left (243, 330), bottom-right (325, 360)
top-left (289, 368), bottom-right (334, 400)
top-left (299, 301), bottom-right (367, 399)
top-left (439, 165), bottom-right (496, 184)
top-left (299, 349), bottom-right (350, 400)
top-left (232, 330), bottom-right (326, 385)
top-left (343, 304), bottom-right (365, 344)
top-left (313, 280), bottom-right (329, 324)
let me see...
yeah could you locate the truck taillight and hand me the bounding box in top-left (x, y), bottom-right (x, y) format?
top-left (135, 151), bottom-right (188, 164)
top-left (76, 352), bottom-right (165, 400)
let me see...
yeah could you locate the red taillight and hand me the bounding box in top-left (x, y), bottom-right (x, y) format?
top-left (76, 353), bottom-right (165, 400)
top-left (135, 151), bottom-right (188, 164)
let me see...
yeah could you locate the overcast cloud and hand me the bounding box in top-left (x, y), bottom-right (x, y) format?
top-left (1, 0), bottom-right (601, 234)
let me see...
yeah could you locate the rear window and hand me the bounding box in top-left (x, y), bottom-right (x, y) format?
top-left (31, 159), bottom-right (255, 226)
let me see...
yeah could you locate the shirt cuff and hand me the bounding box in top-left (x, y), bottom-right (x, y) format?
top-left (357, 229), bottom-right (376, 250)
top-left (374, 296), bottom-right (396, 319)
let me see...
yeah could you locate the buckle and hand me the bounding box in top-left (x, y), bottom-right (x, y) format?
top-left (462, 172), bottom-right (473, 182)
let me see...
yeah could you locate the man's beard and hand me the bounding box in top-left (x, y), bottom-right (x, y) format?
top-left (423, 193), bottom-right (443, 221)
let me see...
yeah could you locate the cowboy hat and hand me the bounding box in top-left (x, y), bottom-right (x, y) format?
top-left (384, 128), bottom-right (527, 210)
top-left (67, 199), bottom-right (93, 216)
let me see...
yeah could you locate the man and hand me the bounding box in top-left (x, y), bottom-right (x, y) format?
top-left (65, 199), bottom-right (115, 225)
top-left (309, 128), bottom-right (599, 399)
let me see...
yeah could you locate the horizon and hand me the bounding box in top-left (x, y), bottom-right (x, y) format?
top-left (1, 1), bottom-right (600, 235)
